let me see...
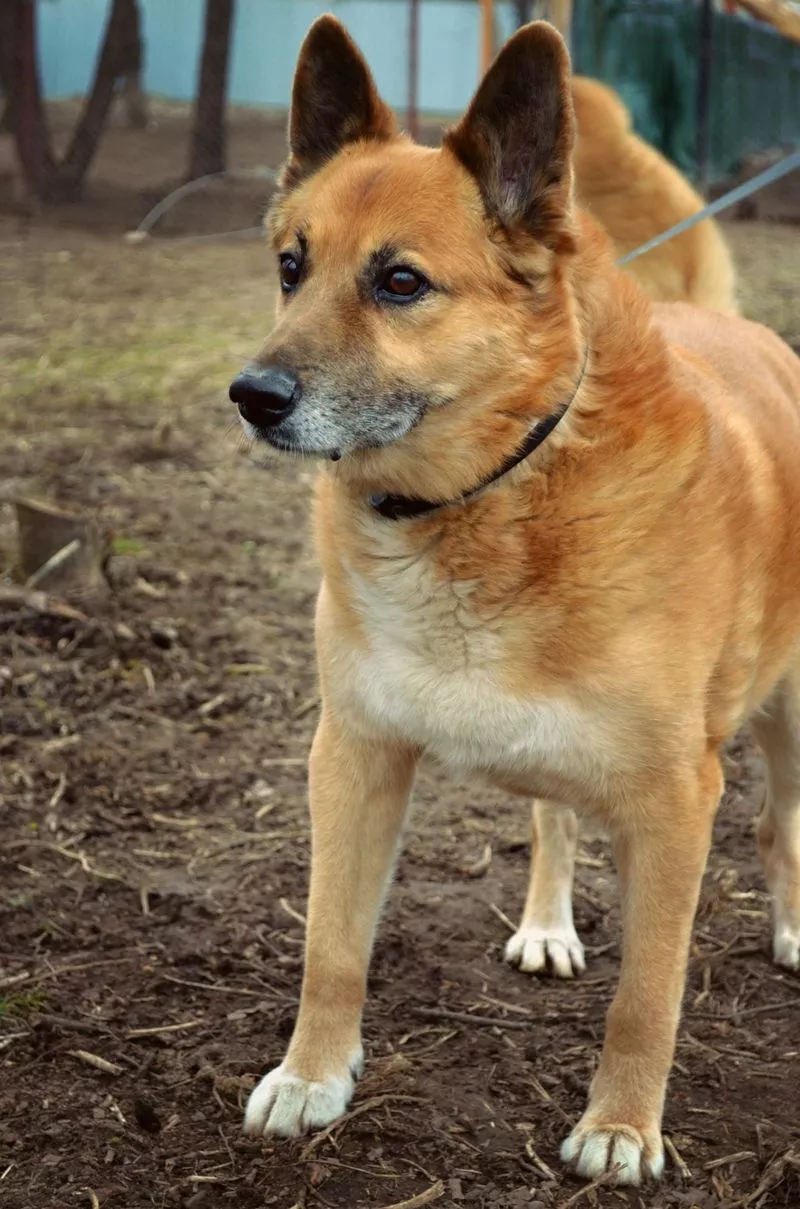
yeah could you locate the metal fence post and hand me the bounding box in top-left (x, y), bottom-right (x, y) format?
top-left (695, 0), bottom-right (714, 191)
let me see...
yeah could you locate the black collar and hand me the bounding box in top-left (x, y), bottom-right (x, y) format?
top-left (369, 346), bottom-right (589, 522)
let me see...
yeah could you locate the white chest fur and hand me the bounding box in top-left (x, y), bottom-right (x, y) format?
top-left (331, 551), bottom-right (616, 796)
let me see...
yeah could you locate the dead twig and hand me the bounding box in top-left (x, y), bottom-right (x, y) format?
top-left (704, 1150), bottom-right (757, 1171)
top-left (36, 843), bottom-right (123, 883)
top-left (734, 996), bottom-right (800, 1020)
top-left (378, 1181), bottom-right (445, 1209)
top-left (413, 1006), bottom-right (529, 1030)
top-left (126, 1020), bottom-right (203, 1038)
top-left (68, 1049), bottom-right (122, 1076)
top-left (524, 1138), bottom-right (557, 1180)
top-left (527, 1074), bottom-right (574, 1126)
top-left (47, 773), bottom-right (67, 811)
top-left (728, 1147), bottom-right (800, 1208)
top-left (150, 812), bottom-right (202, 828)
top-left (0, 972), bottom-right (31, 990)
top-left (37, 958), bottom-right (131, 982)
top-left (489, 902), bottom-right (517, 933)
top-left (160, 974), bottom-right (269, 997)
top-left (299, 1094), bottom-right (423, 1161)
top-left (0, 586), bottom-right (88, 623)
top-left (25, 538), bottom-right (81, 588)
top-left (557, 1165), bottom-right (623, 1207)
top-left (280, 897), bottom-right (307, 927)
top-left (478, 993), bottom-right (532, 1017)
top-left (36, 1011), bottom-right (115, 1036)
top-left (664, 1135), bottom-right (693, 1180)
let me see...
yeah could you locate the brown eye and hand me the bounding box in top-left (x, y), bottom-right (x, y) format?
top-left (378, 267), bottom-right (428, 303)
top-left (279, 254), bottom-right (301, 293)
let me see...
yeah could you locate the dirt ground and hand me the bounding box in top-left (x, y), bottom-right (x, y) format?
top-left (1, 110), bottom-right (800, 1209)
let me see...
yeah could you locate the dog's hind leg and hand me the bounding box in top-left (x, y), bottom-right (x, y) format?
top-left (750, 670), bottom-right (800, 971)
top-left (504, 800), bottom-right (586, 978)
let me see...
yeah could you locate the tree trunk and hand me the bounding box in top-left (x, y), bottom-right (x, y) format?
top-left (0, 6), bottom-right (19, 135)
top-left (121, 71), bottom-right (148, 129)
top-left (187, 0), bottom-right (236, 180)
top-left (0, 0), bottom-right (147, 204)
top-left (0, 0), bottom-right (55, 202)
top-left (118, 0), bottom-right (149, 129)
top-left (48, 0), bottom-right (134, 200)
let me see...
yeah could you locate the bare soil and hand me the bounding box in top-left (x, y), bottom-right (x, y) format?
top-left (1, 109), bottom-right (799, 1209)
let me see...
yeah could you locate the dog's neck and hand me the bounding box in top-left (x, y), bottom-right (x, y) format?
top-left (367, 345), bottom-right (589, 524)
top-left (367, 345), bottom-right (589, 523)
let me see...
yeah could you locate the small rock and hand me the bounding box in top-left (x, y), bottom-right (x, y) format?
top-left (151, 623), bottom-right (179, 650)
top-left (183, 1191), bottom-right (209, 1209)
top-left (134, 1098), bottom-right (162, 1133)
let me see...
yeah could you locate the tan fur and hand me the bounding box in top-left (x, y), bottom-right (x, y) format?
top-left (571, 76), bottom-right (738, 313)
top-left (237, 18), bottom-right (800, 1187)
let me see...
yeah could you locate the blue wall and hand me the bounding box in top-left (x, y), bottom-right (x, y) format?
top-left (38, 0), bottom-right (519, 115)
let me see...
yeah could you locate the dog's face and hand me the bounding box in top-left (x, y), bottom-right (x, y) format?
top-left (232, 17), bottom-right (581, 493)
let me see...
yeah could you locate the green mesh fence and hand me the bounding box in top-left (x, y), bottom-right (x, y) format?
top-left (571, 0), bottom-right (800, 182)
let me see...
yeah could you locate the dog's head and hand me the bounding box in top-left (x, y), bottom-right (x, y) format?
top-left (231, 16), bottom-right (585, 500)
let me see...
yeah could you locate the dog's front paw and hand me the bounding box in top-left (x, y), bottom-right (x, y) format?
top-left (560, 1120), bottom-right (664, 1186)
top-left (505, 921), bottom-right (585, 979)
top-left (244, 1050), bottom-right (362, 1138)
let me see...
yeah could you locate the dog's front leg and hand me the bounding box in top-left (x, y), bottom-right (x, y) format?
top-left (561, 755), bottom-right (722, 1185)
top-left (244, 710), bottom-right (416, 1138)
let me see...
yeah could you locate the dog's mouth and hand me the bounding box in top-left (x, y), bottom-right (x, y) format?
top-left (239, 392), bottom-right (433, 462)
top-left (245, 424), bottom-right (337, 460)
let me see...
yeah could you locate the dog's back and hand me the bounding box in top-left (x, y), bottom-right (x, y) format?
top-left (572, 76), bottom-right (738, 315)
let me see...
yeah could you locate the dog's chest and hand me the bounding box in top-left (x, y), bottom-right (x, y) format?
top-left (341, 560), bottom-right (602, 785)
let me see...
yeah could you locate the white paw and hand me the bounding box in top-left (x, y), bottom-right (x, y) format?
top-left (561, 1122), bottom-right (664, 1186)
top-left (773, 924), bottom-right (800, 971)
top-left (244, 1050), bottom-right (362, 1138)
top-left (505, 922), bottom-right (586, 978)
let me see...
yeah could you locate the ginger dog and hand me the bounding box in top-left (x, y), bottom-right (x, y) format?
top-left (571, 75), bottom-right (738, 313)
top-left (229, 17), bottom-right (800, 1186)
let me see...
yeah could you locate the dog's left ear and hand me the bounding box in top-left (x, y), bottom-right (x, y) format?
top-left (444, 22), bottom-right (575, 248)
top-left (283, 15), bottom-right (397, 190)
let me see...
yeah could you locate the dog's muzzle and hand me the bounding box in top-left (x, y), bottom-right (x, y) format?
top-left (229, 365), bottom-right (301, 429)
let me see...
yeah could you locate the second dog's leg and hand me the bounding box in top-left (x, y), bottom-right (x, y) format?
top-left (245, 711), bottom-right (416, 1137)
top-left (505, 800), bottom-right (585, 978)
top-left (751, 672), bottom-right (800, 971)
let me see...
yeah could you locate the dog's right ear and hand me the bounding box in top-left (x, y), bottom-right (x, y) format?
top-left (444, 22), bottom-right (575, 249)
top-left (283, 15), bottom-right (397, 190)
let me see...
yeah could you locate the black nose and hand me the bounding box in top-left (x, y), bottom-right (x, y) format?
top-left (229, 366), bottom-right (300, 428)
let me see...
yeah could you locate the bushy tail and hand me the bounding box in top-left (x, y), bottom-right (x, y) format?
top-left (688, 220), bottom-right (739, 316)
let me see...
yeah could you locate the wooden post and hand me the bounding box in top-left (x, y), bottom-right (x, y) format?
top-left (480, 0), bottom-right (494, 74)
top-left (549, 0), bottom-right (573, 42)
top-left (408, 0), bottom-right (419, 140)
top-left (12, 498), bottom-right (108, 596)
